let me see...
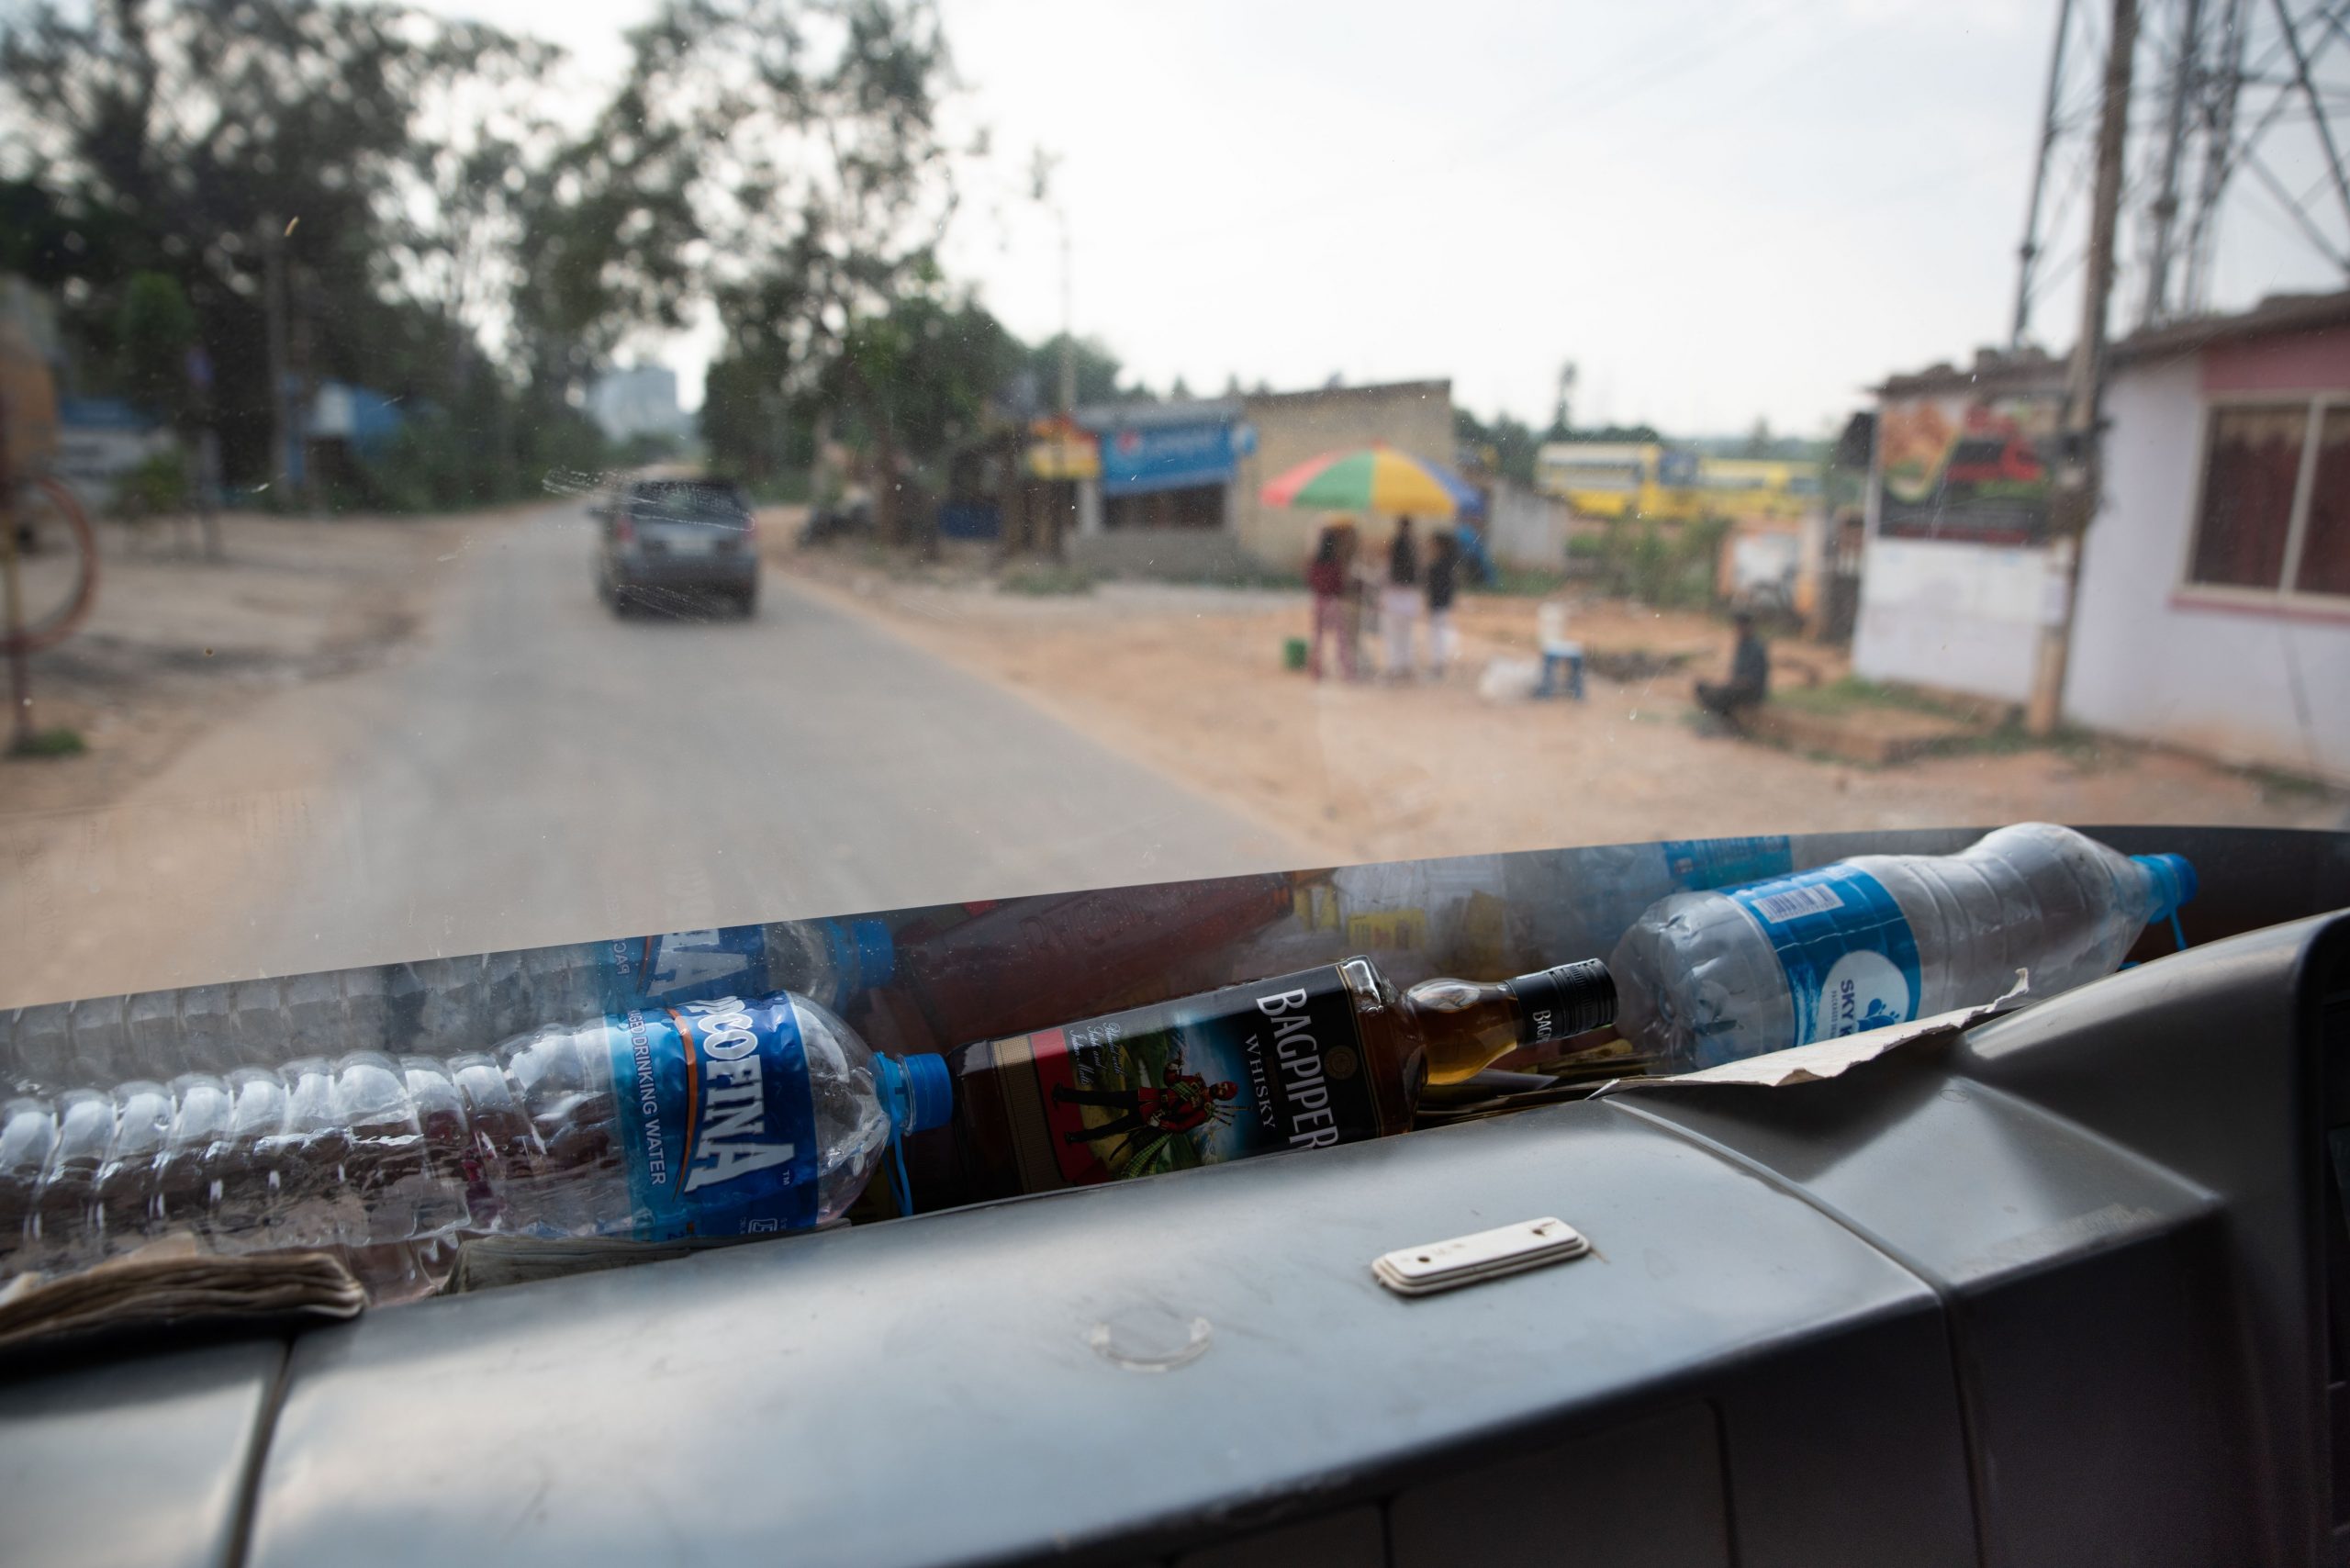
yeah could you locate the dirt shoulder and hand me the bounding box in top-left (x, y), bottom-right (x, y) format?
top-left (2, 510), bottom-right (469, 834)
top-left (770, 542), bottom-right (2347, 864)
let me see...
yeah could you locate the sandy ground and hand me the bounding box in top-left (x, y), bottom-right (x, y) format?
top-left (2, 511), bottom-right (469, 834)
top-left (770, 541), bottom-right (2347, 867)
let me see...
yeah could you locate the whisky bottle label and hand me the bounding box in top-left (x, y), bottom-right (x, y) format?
top-left (979, 965), bottom-right (1381, 1192)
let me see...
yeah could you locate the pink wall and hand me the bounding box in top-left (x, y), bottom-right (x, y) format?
top-left (2200, 326), bottom-right (2350, 394)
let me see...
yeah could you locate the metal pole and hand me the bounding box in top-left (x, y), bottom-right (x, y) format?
top-left (1055, 209), bottom-right (1075, 561)
top-left (2142, 0), bottom-right (2207, 328)
top-left (262, 216), bottom-right (294, 499)
top-left (2182, 0), bottom-right (2246, 313)
top-left (2016, 0), bottom-right (2080, 346)
top-left (2029, 0), bottom-right (2138, 737)
top-left (1057, 211), bottom-right (1075, 418)
top-left (2268, 0), bottom-right (2350, 239)
top-left (0, 366), bottom-right (26, 751)
top-left (1, 492), bottom-right (27, 753)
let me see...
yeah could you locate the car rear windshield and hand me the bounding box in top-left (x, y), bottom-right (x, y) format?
top-left (630, 481), bottom-right (747, 522)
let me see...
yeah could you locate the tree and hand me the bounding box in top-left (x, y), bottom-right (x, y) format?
top-left (116, 272), bottom-right (198, 429)
top-left (1, 0), bottom-right (565, 487)
top-left (587, 0), bottom-right (968, 543)
top-left (1742, 417), bottom-right (1774, 458)
top-left (1548, 360), bottom-right (1577, 442)
top-left (1455, 407), bottom-right (1541, 487)
top-left (1024, 333), bottom-right (1138, 409)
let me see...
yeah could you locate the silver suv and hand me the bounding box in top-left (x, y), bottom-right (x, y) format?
top-left (592, 474), bottom-right (759, 618)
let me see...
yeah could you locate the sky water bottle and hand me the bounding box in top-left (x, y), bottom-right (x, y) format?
top-left (1609, 823), bottom-right (2196, 1073)
top-left (1, 991), bottom-right (950, 1277)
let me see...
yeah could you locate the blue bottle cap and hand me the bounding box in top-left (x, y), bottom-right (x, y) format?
top-left (902, 1052), bottom-right (952, 1132)
top-left (2131, 854), bottom-right (2198, 922)
top-left (878, 1052), bottom-right (953, 1136)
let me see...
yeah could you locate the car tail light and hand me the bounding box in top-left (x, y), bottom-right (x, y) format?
top-left (614, 514), bottom-right (635, 546)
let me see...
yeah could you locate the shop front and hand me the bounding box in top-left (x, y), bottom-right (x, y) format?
top-left (1070, 400), bottom-right (1257, 576)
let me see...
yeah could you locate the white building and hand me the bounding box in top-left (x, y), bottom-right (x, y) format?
top-left (586, 364), bottom-right (688, 444)
top-left (1854, 293), bottom-right (2350, 784)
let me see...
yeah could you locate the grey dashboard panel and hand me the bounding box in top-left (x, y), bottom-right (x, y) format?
top-left (0, 1338), bottom-right (283, 1568)
top-left (1617, 913), bottom-right (2346, 1567)
top-left (245, 1107), bottom-right (1969, 1568)
top-left (1956, 913), bottom-right (2347, 1565)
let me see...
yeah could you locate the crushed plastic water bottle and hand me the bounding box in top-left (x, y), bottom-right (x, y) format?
top-left (1, 991), bottom-right (949, 1278)
top-left (1609, 823), bottom-right (2196, 1073)
top-left (1, 918), bottom-right (894, 1094)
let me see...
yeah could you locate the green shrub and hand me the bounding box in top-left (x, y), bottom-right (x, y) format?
top-left (997, 560), bottom-right (1096, 596)
top-left (8, 725), bottom-right (85, 757)
top-left (112, 451), bottom-right (189, 518)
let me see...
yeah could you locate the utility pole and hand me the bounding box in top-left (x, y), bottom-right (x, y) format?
top-left (2028, 0), bottom-right (2137, 737)
top-left (1058, 215), bottom-right (1076, 419)
top-left (262, 215), bottom-right (294, 502)
top-left (0, 377), bottom-right (28, 754)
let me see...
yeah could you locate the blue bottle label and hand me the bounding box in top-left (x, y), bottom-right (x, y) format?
top-left (593, 919), bottom-right (885, 1016)
top-left (602, 993), bottom-right (822, 1240)
top-left (1727, 867), bottom-right (1921, 1058)
top-left (1660, 835), bottom-right (1795, 891)
top-left (597, 926), bottom-right (773, 1015)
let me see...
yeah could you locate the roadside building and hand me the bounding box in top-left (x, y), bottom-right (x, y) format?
top-left (1065, 378), bottom-right (1454, 577)
top-left (53, 397), bottom-right (173, 513)
top-left (1233, 379), bottom-right (1454, 568)
top-left (1479, 478), bottom-right (1583, 574)
top-left (1853, 293), bottom-right (2350, 782)
top-left (588, 364), bottom-right (688, 445)
top-left (1068, 397), bottom-right (1254, 576)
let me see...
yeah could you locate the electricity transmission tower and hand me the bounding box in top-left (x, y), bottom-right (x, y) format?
top-left (2012, 0), bottom-right (2350, 346)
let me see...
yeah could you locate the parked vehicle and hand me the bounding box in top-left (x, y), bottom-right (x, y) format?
top-left (590, 473), bottom-right (759, 617)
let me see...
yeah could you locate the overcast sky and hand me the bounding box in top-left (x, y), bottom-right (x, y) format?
top-left (420, 0), bottom-right (2344, 435)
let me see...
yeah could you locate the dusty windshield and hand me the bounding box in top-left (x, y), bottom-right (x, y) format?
top-left (1, 0), bottom-right (2345, 1017)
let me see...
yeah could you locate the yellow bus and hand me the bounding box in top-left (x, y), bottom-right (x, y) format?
top-left (1535, 442), bottom-right (1705, 521)
top-left (1537, 442), bottom-right (1818, 522)
top-left (1695, 457), bottom-right (1820, 521)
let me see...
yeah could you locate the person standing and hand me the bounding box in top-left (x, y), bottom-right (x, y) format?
top-left (1382, 516), bottom-right (1422, 680)
top-left (1425, 528), bottom-right (1460, 678)
top-left (1304, 523), bottom-right (1356, 680)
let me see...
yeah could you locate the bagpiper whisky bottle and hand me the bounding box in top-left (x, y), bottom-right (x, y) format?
top-left (916, 955), bottom-right (1615, 1204)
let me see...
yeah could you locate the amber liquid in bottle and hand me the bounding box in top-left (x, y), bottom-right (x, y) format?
top-left (906, 955), bottom-right (1615, 1212)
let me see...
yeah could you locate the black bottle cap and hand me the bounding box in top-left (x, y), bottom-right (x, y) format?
top-left (1506, 959), bottom-right (1617, 1046)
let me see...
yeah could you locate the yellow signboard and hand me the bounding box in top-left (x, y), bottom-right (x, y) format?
top-left (1025, 420), bottom-right (1100, 480)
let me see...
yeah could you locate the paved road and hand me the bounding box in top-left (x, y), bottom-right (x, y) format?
top-left (1, 505), bottom-right (1304, 1005)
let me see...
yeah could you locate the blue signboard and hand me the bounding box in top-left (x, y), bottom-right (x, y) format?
top-left (1098, 420), bottom-right (1257, 497)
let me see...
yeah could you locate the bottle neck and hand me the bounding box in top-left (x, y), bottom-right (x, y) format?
top-left (1503, 960), bottom-right (1617, 1047)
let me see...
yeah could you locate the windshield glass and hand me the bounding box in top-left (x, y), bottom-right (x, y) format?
top-left (1, 0), bottom-right (2345, 1016)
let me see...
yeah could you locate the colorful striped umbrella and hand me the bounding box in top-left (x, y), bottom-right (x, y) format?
top-left (1259, 445), bottom-right (1480, 519)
